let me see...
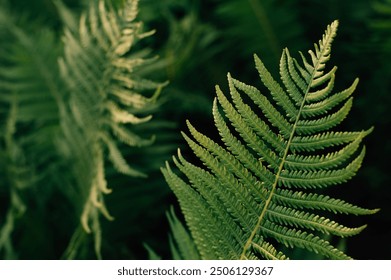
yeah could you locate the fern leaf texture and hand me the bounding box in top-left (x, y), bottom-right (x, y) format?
top-left (162, 20), bottom-right (379, 260)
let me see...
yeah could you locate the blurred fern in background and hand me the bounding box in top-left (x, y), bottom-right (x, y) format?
top-left (0, 0), bottom-right (172, 259)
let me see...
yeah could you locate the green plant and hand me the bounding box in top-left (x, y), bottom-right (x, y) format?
top-left (57, 0), bottom-right (166, 259)
top-left (166, 207), bottom-right (200, 260)
top-left (0, 0), bottom-right (166, 259)
top-left (0, 3), bottom-right (65, 259)
top-left (1, 0), bottom-right (386, 260)
top-left (162, 20), bottom-right (379, 260)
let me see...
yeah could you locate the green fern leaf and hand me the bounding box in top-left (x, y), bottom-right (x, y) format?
top-left (58, 0), bottom-right (164, 258)
top-left (162, 20), bottom-right (379, 260)
top-left (0, 6), bottom-right (64, 259)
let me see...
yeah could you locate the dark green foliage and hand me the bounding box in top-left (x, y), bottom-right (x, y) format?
top-left (213, 0), bottom-right (306, 74)
top-left (0, 0), bottom-right (170, 259)
top-left (0, 4), bottom-right (65, 258)
top-left (0, 0), bottom-right (389, 260)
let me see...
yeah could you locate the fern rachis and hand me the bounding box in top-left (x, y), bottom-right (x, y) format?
top-left (162, 20), bottom-right (379, 260)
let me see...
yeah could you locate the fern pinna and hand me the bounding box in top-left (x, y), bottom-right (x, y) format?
top-left (162, 20), bottom-right (379, 260)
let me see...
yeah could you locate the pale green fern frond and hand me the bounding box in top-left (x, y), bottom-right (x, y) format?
top-left (162, 20), bottom-right (379, 260)
top-left (57, 0), bottom-right (164, 258)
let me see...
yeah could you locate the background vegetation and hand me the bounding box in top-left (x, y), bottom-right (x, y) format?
top-left (0, 0), bottom-right (390, 259)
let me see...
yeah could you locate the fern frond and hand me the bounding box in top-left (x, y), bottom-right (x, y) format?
top-left (0, 6), bottom-right (65, 259)
top-left (58, 0), bottom-right (163, 258)
top-left (162, 20), bottom-right (379, 260)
